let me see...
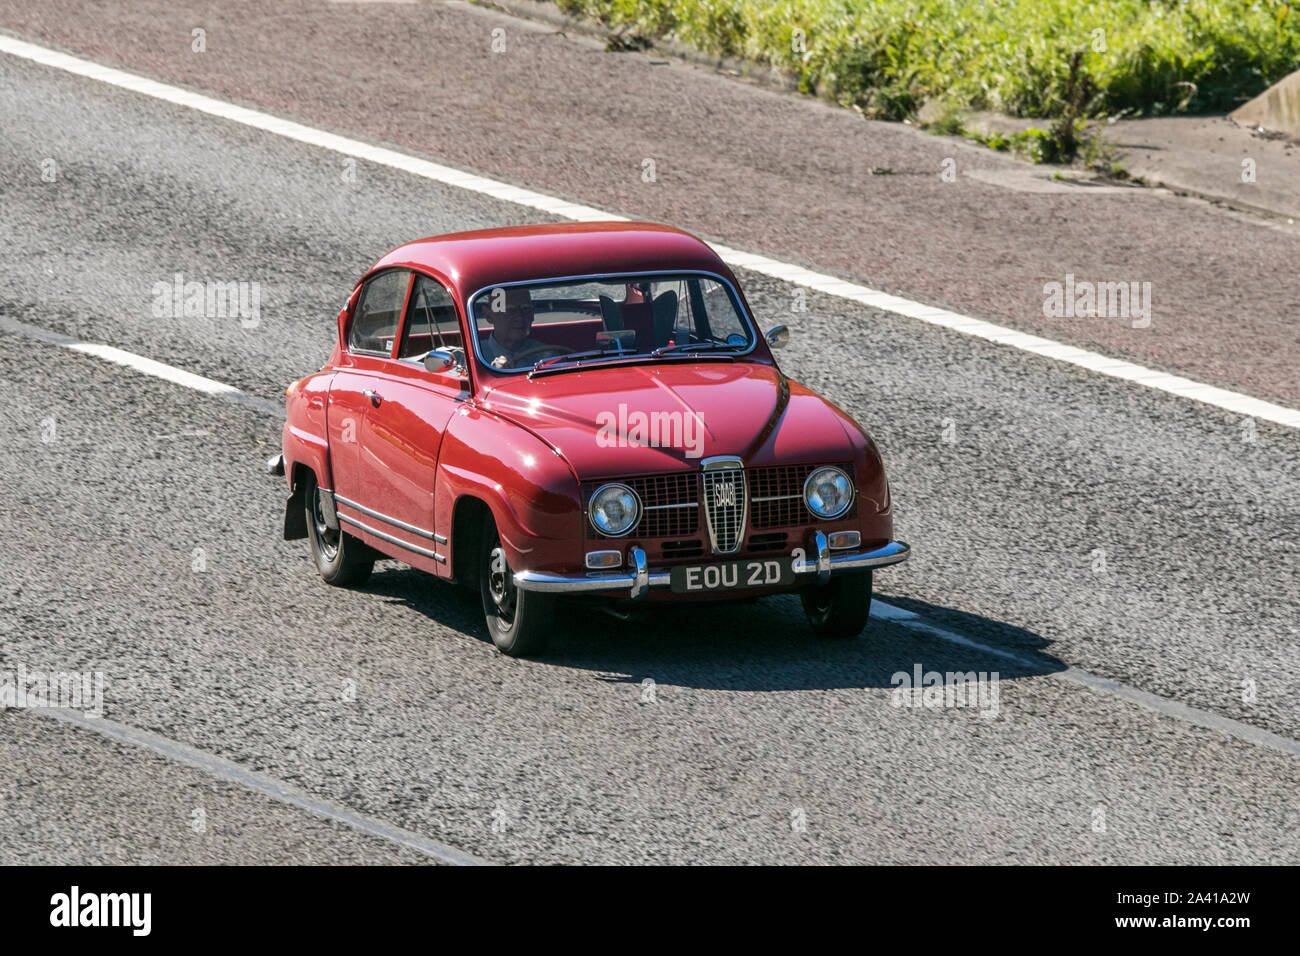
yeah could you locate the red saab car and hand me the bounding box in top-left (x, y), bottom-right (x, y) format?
top-left (269, 222), bottom-right (909, 656)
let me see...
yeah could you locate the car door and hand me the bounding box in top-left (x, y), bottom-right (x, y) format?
top-left (350, 273), bottom-right (466, 570)
top-left (327, 268), bottom-right (411, 506)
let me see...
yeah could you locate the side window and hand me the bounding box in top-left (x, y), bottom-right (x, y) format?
top-left (398, 276), bottom-right (462, 359)
top-left (349, 270), bottom-right (410, 355)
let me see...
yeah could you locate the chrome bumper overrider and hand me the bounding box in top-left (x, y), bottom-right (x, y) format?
top-left (512, 535), bottom-right (910, 600)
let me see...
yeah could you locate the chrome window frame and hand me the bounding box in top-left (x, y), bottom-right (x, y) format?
top-left (348, 268), bottom-right (413, 358)
top-left (463, 270), bottom-right (760, 375)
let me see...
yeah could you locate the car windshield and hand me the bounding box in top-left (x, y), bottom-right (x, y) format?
top-left (467, 274), bottom-right (755, 373)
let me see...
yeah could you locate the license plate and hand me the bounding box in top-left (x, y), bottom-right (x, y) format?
top-left (670, 558), bottom-right (795, 593)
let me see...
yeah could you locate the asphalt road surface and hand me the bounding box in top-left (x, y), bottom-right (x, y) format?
top-left (1, 7), bottom-right (1298, 865)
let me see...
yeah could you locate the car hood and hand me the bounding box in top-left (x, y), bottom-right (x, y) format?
top-left (478, 361), bottom-right (862, 479)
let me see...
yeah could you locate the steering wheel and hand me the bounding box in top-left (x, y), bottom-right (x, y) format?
top-left (511, 343), bottom-right (573, 365)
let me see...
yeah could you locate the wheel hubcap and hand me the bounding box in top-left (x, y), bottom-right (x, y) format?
top-left (488, 545), bottom-right (516, 620)
top-left (313, 490), bottom-right (340, 561)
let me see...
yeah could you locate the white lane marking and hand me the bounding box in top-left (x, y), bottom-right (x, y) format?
top-left (871, 600), bottom-right (1300, 758)
top-left (703, 250), bottom-right (1300, 428)
top-left (1, 33), bottom-right (1298, 429)
top-left (0, 35), bottom-right (616, 223)
top-left (67, 342), bottom-right (239, 396)
top-left (0, 316), bottom-right (282, 417)
top-left (34, 707), bottom-right (488, 865)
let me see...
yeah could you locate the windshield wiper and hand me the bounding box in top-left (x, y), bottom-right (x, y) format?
top-left (528, 347), bottom-right (632, 376)
top-left (650, 340), bottom-right (746, 357)
top-left (526, 342), bottom-right (743, 379)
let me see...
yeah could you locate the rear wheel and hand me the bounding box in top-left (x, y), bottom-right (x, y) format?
top-left (480, 521), bottom-right (554, 657)
top-left (304, 473), bottom-right (373, 587)
top-left (801, 569), bottom-right (872, 638)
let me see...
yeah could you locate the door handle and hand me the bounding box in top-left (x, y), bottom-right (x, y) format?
top-left (362, 389), bottom-right (382, 408)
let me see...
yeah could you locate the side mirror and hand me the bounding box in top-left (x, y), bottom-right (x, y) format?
top-left (765, 325), bottom-right (790, 349)
top-left (423, 349), bottom-right (456, 373)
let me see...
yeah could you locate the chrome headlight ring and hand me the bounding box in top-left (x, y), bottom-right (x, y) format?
top-left (803, 466), bottom-right (854, 519)
top-left (588, 482), bottom-right (643, 537)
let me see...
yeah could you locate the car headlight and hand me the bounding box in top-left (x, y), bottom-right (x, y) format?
top-left (804, 466), bottom-right (854, 519)
top-left (589, 483), bottom-right (642, 536)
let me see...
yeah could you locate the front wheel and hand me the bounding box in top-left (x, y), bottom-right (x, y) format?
top-left (304, 473), bottom-right (373, 587)
top-left (800, 569), bottom-right (872, 638)
top-left (480, 523), bottom-right (555, 657)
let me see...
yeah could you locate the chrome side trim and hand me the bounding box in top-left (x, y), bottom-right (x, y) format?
top-left (337, 513), bottom-right (447, 563)
top-left (333, 494), bottom-right (445, 543)
top-left (512, 541), bottom-right (910, 597)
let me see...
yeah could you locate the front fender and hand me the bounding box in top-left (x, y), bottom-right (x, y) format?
top-left (436, 405), bottom-right (582, 575)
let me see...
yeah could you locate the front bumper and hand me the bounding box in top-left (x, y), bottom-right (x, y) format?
top-left (512, 534), bottom-right (910, 600)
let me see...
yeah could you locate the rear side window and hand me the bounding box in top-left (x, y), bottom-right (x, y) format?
top-left (350, 270), bottom-right (410, 355)
top-left (399, 275), bottom-right (462, 359)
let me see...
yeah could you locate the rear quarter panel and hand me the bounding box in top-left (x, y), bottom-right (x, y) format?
top-left (283, 372), bottom-right (334, 491)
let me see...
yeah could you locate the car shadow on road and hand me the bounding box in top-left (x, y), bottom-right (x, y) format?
top-left (544, 594), bottom-right (1066, 692)
top-left (368, 565), bottom-right (1066, 692)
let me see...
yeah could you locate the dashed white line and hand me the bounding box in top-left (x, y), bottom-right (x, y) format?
top-left (34, 707), bottom-right (488, 865)
top-left (872, 600), bottom-right (1300, 758)
top-left (1, 32), bottom-right (1297, 429)
top-left (0, 316), bottom-right (282, 417)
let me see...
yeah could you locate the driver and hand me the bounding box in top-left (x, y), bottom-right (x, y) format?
top-left (481, 287), bottom-right (546, 368)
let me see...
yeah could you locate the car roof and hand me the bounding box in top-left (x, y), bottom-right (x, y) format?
top-left (364, 222), bottom-right (738, 298)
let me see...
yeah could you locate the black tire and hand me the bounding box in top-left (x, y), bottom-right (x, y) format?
top-left (480, 521), bottom-right (554, 657)
top-left (800, 569), bottom-right (872, 638)
top-left (304, 473), bottom-right (373, 587)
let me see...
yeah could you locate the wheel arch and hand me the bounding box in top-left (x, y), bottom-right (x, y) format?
top-left (449, 494), bottom-right (493, 587)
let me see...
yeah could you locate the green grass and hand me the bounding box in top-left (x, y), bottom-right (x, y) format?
top-left (552, 0), bottom-right (1300, 122)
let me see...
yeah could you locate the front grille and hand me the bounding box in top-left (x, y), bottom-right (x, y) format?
top-left (662, 539), bottom-right (705, 560)
top-left (587, 462), bottom-right (854, 548)
top-left (587, 472), bottom-right (698, 539)
top-left (746, 532), bottom-right (788, 553)
top-left (702, 463), bottom-right (746, 554)
top-left (750, 462), bottom-right (856, 529)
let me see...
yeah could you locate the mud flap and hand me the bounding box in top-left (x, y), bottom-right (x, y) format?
top-left (283, 483), bottom-right (308, 540)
